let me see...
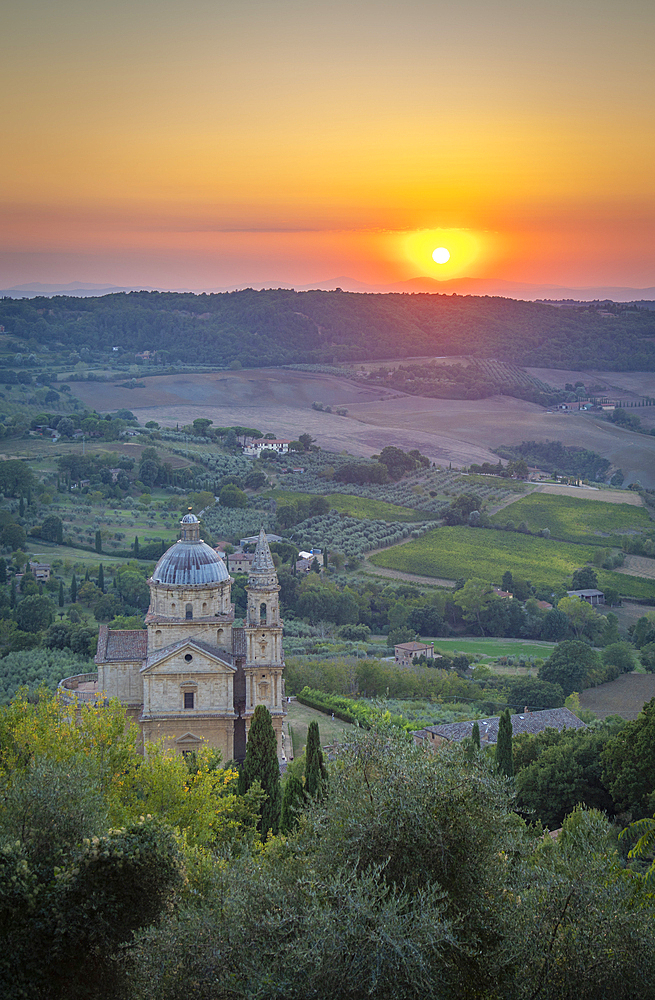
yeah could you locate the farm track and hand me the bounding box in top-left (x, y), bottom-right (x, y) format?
top-left (362, 537), bottom-right (455, 587)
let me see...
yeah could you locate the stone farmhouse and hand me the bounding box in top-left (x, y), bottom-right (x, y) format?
top-left (394, 640), bottom-right (437, 667)
top-left (60, 518), bottom-right (286, 762)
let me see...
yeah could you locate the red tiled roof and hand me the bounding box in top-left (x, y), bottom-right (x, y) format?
top-left (96, 625), bottom-right (147, 662)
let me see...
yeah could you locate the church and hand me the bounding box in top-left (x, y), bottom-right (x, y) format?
top-left (91, 515), bottom-right (285, 761)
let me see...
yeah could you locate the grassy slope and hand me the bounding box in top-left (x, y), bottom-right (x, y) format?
top-left (489, 492), bottom-right (653, 545)
top-left (268, 489), bottom-right (428, 522)
top-left (370, 525), bottom-right (655, 598)
top-left (286, 698), bottom-right (353, 755)
top-left (431, 638), bottom-right (557, 660)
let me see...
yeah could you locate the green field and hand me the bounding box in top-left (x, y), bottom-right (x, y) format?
top-left (286, 698), bottom-right (353, 755)
top-left (490, 493), bottom-right (653, 545)
top-left (370, 525), bottom-right (655, 598)
top-left (268, 490), bottom-right (428, 522)
top-left (430, 638), bottom-right (557, 660)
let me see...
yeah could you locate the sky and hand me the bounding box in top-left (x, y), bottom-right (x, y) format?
top-left (1, 0), bottom-right (654, 293)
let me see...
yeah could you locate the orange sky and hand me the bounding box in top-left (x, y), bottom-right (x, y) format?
top-left (1, 0), bottom-right (654, 292)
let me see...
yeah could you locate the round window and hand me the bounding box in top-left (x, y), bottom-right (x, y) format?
top-left (184, 653), bottom-right (193, 662)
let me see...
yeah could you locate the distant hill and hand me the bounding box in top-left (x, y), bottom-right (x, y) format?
top-left (1, 288), bottom-right (654, 371)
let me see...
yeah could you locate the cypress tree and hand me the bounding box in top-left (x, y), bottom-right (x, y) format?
top-left (95, 529), bottom-right (102, 553)
top-left (84, 568), bottom-right (89, 582)
top-left (305, 720), bottom-right (328, 799)
top-left (239, 704), bottom-right (281, 840)
top-left (471, 721), bottom-right (480, 749)
top-left (134, 536), bottom-right (140, 558)
top-left (58, 580), bottom-right (65, 607)
top-left (495, 709), bottom-right (514, 777)
top-left (98, 564), bottom-right (104, 593)
top-left (280, 772), bottom-right (306, 833)
top-left (19, 495), bottom-right (24, 517)
top-left (0, 558), bottom-right (6, 585)
top-left (10, 579), bottom-right (16, 608)
top-left (56, 519), bottom-right (63, 543)
top-left (70, 573), bottom-right (77, 604)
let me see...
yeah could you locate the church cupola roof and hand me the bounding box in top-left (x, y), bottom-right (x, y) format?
top-left (251, 527), bottom-right (276, 574)
top-left (151, 509), bottom-right (229, 585)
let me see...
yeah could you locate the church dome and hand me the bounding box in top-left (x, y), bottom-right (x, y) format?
top-left (151, 539), bottom-right (230, 586)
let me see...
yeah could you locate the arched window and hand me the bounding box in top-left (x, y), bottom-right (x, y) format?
top-left (260, 602), bottom-right (267, 624)
top-left (217, 628), bottom-right (224, 645)
top-left (185, 603), bottom-right (193, 620)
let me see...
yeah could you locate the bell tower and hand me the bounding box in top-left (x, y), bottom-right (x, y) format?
top-left (243, 527), bottom-right (285, 757)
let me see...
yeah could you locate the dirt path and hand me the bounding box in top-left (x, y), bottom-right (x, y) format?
top-left (485, 487), bottom-right (538, 516)
top-left (362, 537), bottom-right (455, 587)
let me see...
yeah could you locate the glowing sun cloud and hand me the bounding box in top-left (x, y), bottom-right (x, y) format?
top-left (400, 228), bottom-right (492, 278)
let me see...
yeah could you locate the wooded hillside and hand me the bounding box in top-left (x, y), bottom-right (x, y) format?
top-left (1, 289), bottom-right (654, 370)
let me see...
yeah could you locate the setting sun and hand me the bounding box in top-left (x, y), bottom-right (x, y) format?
top-left (432, 247), bottom-right (450, 264)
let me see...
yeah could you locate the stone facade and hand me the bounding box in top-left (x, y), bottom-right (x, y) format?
top-left (93, 517), bottom-right (285, 760)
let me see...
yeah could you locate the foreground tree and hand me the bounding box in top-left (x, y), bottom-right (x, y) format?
top-left (305, 720), bottom-right (328, 798)
top-left (495, 709), bottom-right (514, 777)
top-left (238, 704), bottom-right (281, 839)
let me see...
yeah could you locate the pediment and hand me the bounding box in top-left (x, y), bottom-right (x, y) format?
top-left (142, 638), bottom-right (235, 675)
top-left (175, 732), bottom-right (205, 747)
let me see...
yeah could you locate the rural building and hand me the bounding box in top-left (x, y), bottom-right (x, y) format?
top-left (243, 439), bottom-right (292, 457)
top-left (28, 561), bottom-right (51, 582)
top-left (412, 707), bottom-right (585, 750)
top-left (228, 551), bottom-right (254, 573)
top-left (394, 640), bottom-right (436, 667)
top-left (59, 520), bottom-right (286, 762)
top-left (566, 588), bottom-right (605, 606)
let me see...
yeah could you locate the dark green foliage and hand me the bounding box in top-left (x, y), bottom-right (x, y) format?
top-left (219, 483), bottom-right (248, 508)
top-left (495, 441), bottom-right (612, 481)
top-left (0, 459), bottom-right (35, 497)
top-left (602, 642), bottom-right (635, 674)
top-left (2, 289), bottom-right (655, 371)
top-left (95, 529), bottom-right (102, 553)
top-left (0, 816), bottom-right (183, 1000)
top-left (38, 514), bottom-right (64, 543)
top-left (501, 676), bottom-right (565, 711)
top-left (514, 728), bottom-right (616, 827)
top-left (70, 573), bottom-right (77, 603)
top-left (640, 642), bottom-right (655, 672)
top-left (495, 708), bottom-right (514, 777)
top-left (538, 640), bottom-right (602, 697)
top-left (540, 608), bottom-right (570, 641)
top-left (0, 648), bottom-right (94, 703)
top-left (442, 492), bottom-right (480, 526)
top-left (0, 559), bottom-right (6, 585)
top-left (14, 594), bottom-right (54, 633)
top-left (58, 579), bottom-right (65, 606)
top-left (0, 755), bottom-right (107, 867)
top-left (280, 772), bottom-right (305, 833)
top-left (97, 563), bottom-right (105, 593)
top-left (133, 535), bottom-right (139, 558)
top-left (571, 565), bottom-right (598, 590)
top-left (602, 698), bottom-right (655, 816)
top-left (471, 721), bottom-right (480, 748)
top-left (305, 720), bottom-right (328, 799)
top-left (238, 705), bottom-right (281, 839)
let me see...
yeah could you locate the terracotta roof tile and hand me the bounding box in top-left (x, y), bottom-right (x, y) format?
top-left (102, 629), bottom-right (148, 661)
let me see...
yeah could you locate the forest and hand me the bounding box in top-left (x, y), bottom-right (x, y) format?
top-left (1, 288), bottom-right (654, 369)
